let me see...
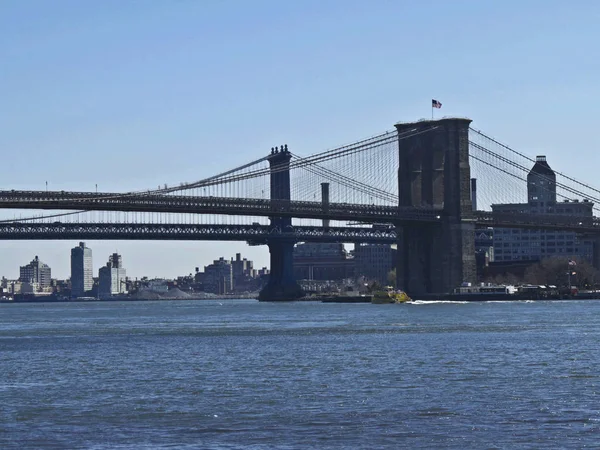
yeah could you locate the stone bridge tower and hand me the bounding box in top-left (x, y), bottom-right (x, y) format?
top-left (395, 118), bottom-right (476, 295)
top-left (258, 145), bottom-right (304, 301)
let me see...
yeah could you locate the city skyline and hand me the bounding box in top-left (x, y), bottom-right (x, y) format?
top-left (1, 242), bottom-right (270, 281)
top-left (0, 241), bottom-right (270, 280)
top-left (2, 1), bottom-right (600, 277)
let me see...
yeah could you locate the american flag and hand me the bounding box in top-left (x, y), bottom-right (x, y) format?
top-left (569, 259), bottom-right (577, 266)
top-left (432, 99), bottom-right (442, 108)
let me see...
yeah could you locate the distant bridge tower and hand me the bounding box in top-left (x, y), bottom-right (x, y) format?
top-left (395, 118), bottom-right (476, 295)
top-left (258, 145), bottom-right (304, 301)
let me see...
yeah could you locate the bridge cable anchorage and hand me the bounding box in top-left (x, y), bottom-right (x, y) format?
top-left (470, 127), bottom-right (600, 199)
top-left (469, 140), bottom-right (600, 214)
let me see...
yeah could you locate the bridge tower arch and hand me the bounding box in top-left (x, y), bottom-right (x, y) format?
top-left (258, 146), bottom-right (304, 301)
top-left (395, 118), bottom-right (476, 295)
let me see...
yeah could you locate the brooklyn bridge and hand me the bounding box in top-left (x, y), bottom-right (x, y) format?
top-left (2, 118), bottom-right (599, 300)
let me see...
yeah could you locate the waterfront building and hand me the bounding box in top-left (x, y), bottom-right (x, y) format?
top-left (71, 242), bottom-right (93, 298)
top-left (98, 253), bottom-right (127, 298)
top-left (19, 255), bottom-right (51, 288)
top-left (492, 156), bottom-right (593, 263)
top-left (293, 243), bottom-right (353, 281)
top-left (353, 243), bottom-right (396, 285)
top-left (204, 257), bottom-right (233, 294)
top-left (20, 282), bottom-right (41, 294)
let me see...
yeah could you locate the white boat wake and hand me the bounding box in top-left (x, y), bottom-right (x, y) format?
top-left (409, 300), bottom-right (469, 305)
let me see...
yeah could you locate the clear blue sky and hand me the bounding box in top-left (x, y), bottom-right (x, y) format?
top-left (1, 0), bottom-right (600, 279)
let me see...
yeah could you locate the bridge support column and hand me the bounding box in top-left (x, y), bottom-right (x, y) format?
top-left (395, 118), bottom-right (476, 296)
top-left (258, 145), bottom-right (304, 301)
top-left (260, 239), bottom-right (303, 301)
top-left (321, 182), bottom-right (330, 229)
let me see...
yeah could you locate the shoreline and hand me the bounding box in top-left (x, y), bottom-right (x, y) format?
top-left (0, 295), bottom-right (258, 304)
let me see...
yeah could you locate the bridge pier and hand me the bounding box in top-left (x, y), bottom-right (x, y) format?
top-left (258, 146), bottom-right (304, 301)
top-left (395, 118), bottom-right (476, 296)
top-left (260, 238), bottom-right (303, 301)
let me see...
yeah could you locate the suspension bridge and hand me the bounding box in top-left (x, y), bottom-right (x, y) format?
top-left (2, 117), bottom-right (599, 299)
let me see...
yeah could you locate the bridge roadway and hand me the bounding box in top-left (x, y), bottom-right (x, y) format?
top-left (1, 190), bottom-right (600, 233)
top-left (0, 190), bottom-right (437, 223)
top-left (0, 222), bottom-right (397, 243)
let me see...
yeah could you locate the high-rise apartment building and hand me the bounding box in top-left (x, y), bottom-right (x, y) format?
top-left (71, 242), bottom-right (93, 297)
top-left (204, 257), bottom-right (233, 294)
top-left (98, 253), bottom-right (127, 298)
top-left (19, 255), bottom-right (52, 288)
top-left (230, 253), bottom-right (254, 288)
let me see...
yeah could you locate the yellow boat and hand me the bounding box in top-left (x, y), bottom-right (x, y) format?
top-left (372, 288), bottom-right (411, 304)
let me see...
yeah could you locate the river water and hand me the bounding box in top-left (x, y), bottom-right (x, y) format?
top-left (2, 299), bottom-right (600, 449)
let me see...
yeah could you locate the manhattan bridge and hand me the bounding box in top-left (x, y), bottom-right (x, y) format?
top-left (1, 118), bottom-right (599, 300)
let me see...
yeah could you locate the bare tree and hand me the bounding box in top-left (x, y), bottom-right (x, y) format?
top-left (524, 257), bottom-right (599, 288)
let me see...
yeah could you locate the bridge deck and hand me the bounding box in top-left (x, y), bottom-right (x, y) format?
top-left (0, 191), bottom-right (599, 233)
top-left (0, 190), bottom-right (438, 223)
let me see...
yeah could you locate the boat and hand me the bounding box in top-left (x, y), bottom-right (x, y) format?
top-left (372, 287), bottom-right (411, 304)
top-left (448, 283), bottom-right (517, 301)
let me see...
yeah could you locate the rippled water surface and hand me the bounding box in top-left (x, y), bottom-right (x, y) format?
top-left (2, 299), bottom-right (600, 449)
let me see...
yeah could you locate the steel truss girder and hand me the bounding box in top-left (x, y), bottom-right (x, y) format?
top-left (0, 222), bottom-right (397, 243)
